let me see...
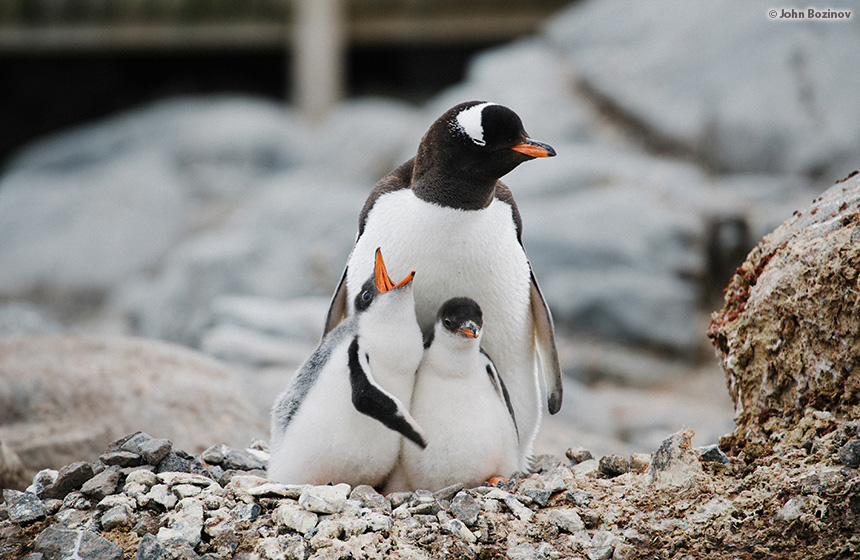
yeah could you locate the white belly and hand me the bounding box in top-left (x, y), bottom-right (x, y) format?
top-left (347, 190), bottom-right (540, 463)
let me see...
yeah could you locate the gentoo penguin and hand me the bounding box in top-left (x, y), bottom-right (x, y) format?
top-left (323, 101), bottom-right (562, 468)
top-left (397, 298), bottom-right (520, 491)
top-left (268, 248), bottom-right (426, 487)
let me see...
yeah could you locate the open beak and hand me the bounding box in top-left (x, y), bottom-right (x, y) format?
top-left (511, 138), bottom-right (556, 158)
top-left (374, 248), bottom-right (415, 294)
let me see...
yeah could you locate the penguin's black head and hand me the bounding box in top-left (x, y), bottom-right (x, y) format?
top-left (437, 297), bottom-right (483, 340)
top-left (355, 248), bottom-right (415, 313)
top-left (414, 101), bottom-right (555, 209)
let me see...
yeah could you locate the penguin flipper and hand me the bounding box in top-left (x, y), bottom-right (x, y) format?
top-left (347, 337), bottom-right (427, 448)
top-left (529, 268), bottom-right (563, 414)
top-left (481, 349), bottom-right (519, 442)
top-left (323, 266), bottom-right (349, 336)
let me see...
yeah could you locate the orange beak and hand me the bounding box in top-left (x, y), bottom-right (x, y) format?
top-left (374, 248), bottom-right (415, 294)
top-left (457, 327), bottom-right (479, 338)
top-left (511, 138), bottom-right (556, 158)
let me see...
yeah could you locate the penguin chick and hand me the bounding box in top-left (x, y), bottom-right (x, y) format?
top-left (398, 297), bottom-right (519, 491)
top-left (323, 101), bottom-right (562, 469)
top-left (268, 248), bottom-right (425, 487)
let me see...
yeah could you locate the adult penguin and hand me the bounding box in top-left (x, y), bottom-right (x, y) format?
top-left (324, 101), bottom-right (562, 467)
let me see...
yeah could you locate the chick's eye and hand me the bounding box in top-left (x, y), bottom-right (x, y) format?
top-left (362, 291), bottom-right (372, 302)
top-left (443, 319), bottom-right (453, 329)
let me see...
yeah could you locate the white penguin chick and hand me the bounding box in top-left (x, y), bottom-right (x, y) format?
top-left (268, 248), bottom-right (426, 487)
top-left (399, 297), bottom-right (520, 491)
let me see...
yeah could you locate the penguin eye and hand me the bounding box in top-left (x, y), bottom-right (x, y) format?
top-left (443, 318), bottom-right (453, 330)
top-left (361, 291), bottom-right (373, 302)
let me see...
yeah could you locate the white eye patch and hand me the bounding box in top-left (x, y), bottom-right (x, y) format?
top-left (452, 102), bottom-right (496, 146)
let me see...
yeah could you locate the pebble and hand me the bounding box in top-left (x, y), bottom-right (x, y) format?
top-left (572, 459), bottom-right (600, 478)
top-left (548, 508), bottom-right (585, 533)
top-left (40, 461), bottom-right (94, 500)
top-left (26, 469), bottom-right (58, 495)
top-left (566, 447), bottom-right (594, 464)
top-left (503, 496), bottom-right (534, 522)
top-left (599, 455), bottom-right (630, 477)
top-left (274, 501), bottom-right (319, 534)
top-left (441, 518), bottom-right (477, 543)
top-left (34, 526), bottom-right (123, 560)
top-left (3, 489), bottom-right (46, 524)
top-left (565, 489), bottom-right (594, 507)
top-left (349, 484), bottom-right (390, 513)
top-left (80, 468), bottom-right (120, 501)
top-left (449, 491), bottom-right (480, 526)
top-left (699, 444), bottom-right (731, 464)
top-left (100, 451), bottom-right (143, 467)
top-left (838, 439), bottom-right (860, 468)
top-left (145, 484), bottom-right (178, 511)
top-left (101, 504), bottom-right (132, 531)
top-left (298, 483), bottom-right (350, 514)
top-left (166, 498), bottom-right (205, 546)
top-left (522, 488), bottom-right (552, 507)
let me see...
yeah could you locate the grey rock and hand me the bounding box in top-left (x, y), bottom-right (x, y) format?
top-left (138, 438), bottom-right (173, 466)
top-left (136, 533), bottom-right (170, 560)
top-left (566, 447), bottom-right (594, 465)
top-left (599, 455), bottom-right (630, 477)
top-left (507, 542), bottom-right (539, 560)
top-left (565, 489), bottom-right (594, 507)
top-left (274, 501), bottom-right (318, 535)
top-left (26, 469), bottom-right (58, 496)
top-left (62, 492), bottom-right (92, 510)
top-left (232, 502), bottom-right (261, 521)
top-left (33, 526), bottom-right (123, 560)
top-left (156, 451), bottom-right (194, 474)
top-left (3, 489), bottom-right (46, 524)
top-left (166, 497), bottom-right (204, 547)
top-left (549, 508), bottom-right (585, 533)
top-left (838, 439), bottom-right (860, 468)
top-left (699, 444), bottom-right (731, 464)
top-left (441, 518), bottom-right (477, 543)
top-left (522, 488), bottom-right (552, 508)
top-left (100, 451), bottom-right (143, 467)
top-left (432, 482), bottom-right (465, 502)
top-left (40, 461), bottom-right (94, 500)
top-left (647, 430), bottom-right (703, 490)
top-left (586, 545), bottom-right (614, 560)
top-left (101, 504), bottom-right (132, 531)
top-left (386, 491), bottom-right (412, 509)
top-left (221, 448), bottom-right (266, 471)
top-left (144, 484), bottom-right (178, 511)
top-left (299, 483), bottom-right (349, 514)
top-left (349, 484), bottom-right (390, 513)
top-left (80, 467), bottom-right (120, 501)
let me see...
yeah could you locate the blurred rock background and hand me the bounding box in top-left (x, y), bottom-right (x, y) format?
top-left (1, 0), bottom-right (858, 481)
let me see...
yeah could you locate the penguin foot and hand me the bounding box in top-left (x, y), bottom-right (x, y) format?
top-left (486, 476), bottom-right (509, 486)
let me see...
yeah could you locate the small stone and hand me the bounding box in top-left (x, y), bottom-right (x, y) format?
top-left (540, 467), bottom-right (569, 492)
top-left (363, 511), bottom-right (394, 533)
top-left (299, 483), bottom-right (350, 514)
top-left (156, 451), bottom-right (194, 474)
top-left (572, 459), bottom-right (600, 478)
top-left (34, 526), bottom-right (122, 560)
top-left (699, 445), bottom-right (731, 464)
top-left (507, 542), bottom-right (538, 560)
top-left (838, 439), bottom-right (860, 467)
top-left (441, 518), bottom-right (477, 543)
top-left (42, 499), bottom-right (63, 515)
top-left (127, 469), bottom-right (158, 487)
top-left (225, 474), bottom-right (270, 491)
top-left (138, 438), bottom-right (173, 466)
top-left (166, 498), bottom-right (204, 546)
top-left (647, 429), bottom-right (703, 490)
top-left (39, 461), bottom-right (94, 499)
top-left (586, 546), bottom-right (614, 560)
top-left (98, 494), bottom-right (136, 511)
top-left (386, 491), bottom-right (412, 508)
top-left (629, 453), bottom-right (652, 470)
top-left (408, 499), bottom-right (441, 515)
top-left (80, 468), bottom-right (120, 501)
top-left (120, 432), bottom-right (155, 454)
top-left (201, 444), bottom-right (228, 464)
top-left (62, 491), bottom-right (92, 510)
top-left (233, 502), bottom-right (261, 521)
top-left (157, 472), bottom-right (219, 488)
top-left (613, 542), bottom-right (636, 560)
top-left (432, 482), bottom-right (465, 502)
top-left (566, 447), bottom-right (594, 465)
top-left (173, 484), bottom-right (202, 499)
top-left (100, 451), bottom-right (143, 467)
top-left (274, 501), bottom-right (319, 534)
top-left (565, 489), bottom-right (594, 507)
top-left (599, 455), bottom-right (630, 477)
top-left (202, 444), bottom-right (266, 471)
top-left (101, 504), bottom-right (131, 531)
top-left (350, 484), bottom-right (391, 513)
top-left (522, 488), bottom-right (552, 508)
top-left (27, 469), bottom-right (58, 495)
top-left (503, 496), bottom-right (534, 522)
top-left (549, 508), bottom-right (585, 533)
top-left (774, 496), bottom-right (807, 522)
top-left (3, 489), bottom-right (46, 524)
top-left (136, 533), bottom-right (169, 560)
top-left (449, 491), bottom-right (480, 526)
top-left (145, 484), bottom-right (178, 511)
top-left (248, 482), bottom-right (295, 498)
top-left (391, 503), bottom-right (411, 519)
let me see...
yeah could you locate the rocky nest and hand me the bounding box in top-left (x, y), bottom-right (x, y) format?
top-left (2, 425), bottom-right (860, 560)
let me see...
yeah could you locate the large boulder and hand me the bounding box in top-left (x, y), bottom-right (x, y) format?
top-left (0, 335), bottom-right (266, 485)
top-left (709, 172), bottom-right (860, 439)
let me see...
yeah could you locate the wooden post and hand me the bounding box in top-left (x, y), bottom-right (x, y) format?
top-left (292, 0), bottom-right (345, 122)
